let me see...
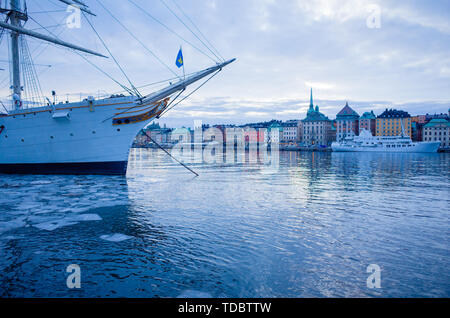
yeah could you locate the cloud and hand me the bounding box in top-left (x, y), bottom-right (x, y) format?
top-left (295, 0), bottom-right (450, 34)
top-left (304, 81), bottom-right (336, 90)
top-left (296, 0), bottom-right (375, 22)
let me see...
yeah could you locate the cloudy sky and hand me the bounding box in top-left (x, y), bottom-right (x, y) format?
top-left (1, 0), bottom-right (449, 127)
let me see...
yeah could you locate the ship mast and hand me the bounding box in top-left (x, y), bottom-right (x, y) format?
top-left (1, 0), bottom-right (106, 110)
top-left (10, 0), bottom-right (22, 108)
top-left (1, 1), bottom-right (235, 111)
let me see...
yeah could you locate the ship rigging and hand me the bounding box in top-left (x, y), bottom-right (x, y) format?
top-left (0, 0), bottom-right (235, 175)
top-left (0, 0), bottom-right (234, 113)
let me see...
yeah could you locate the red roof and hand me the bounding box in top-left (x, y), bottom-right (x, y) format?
top-left (337, 103), bottom-right (359, 117)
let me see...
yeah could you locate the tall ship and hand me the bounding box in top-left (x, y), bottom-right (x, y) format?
top-left (0, 0), bottom-right (234, 175)
top-left (331, 129), bottom-right (441, 153)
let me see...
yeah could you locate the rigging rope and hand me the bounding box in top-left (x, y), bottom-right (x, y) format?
top-left (127, 0), bottom-right (217, 64)
top-left (83, 12), bottom-right (141, 97)
top-left (0, 18), bottom-right (6, 46)
top-left (109, 70), bottom-right (202, 96)
top-left (143, 130), bottom-right (199, 177)
top-left (170, 0), bottom-right (225, 62)
top-left (29, 23), bottom-right (67, 31)
top-left (28, 10), bottom-right (67, 14)
top-left (95, 0), bottom-right (179, 80)
top-left (159, 87), bottom-right (185, 117)
top-left (159, 69), bottom-right (221, 118)
top-left (28, 14), bottom-right (135, 96)
top-left (19, 35), bottom-right (45, 106)
top-left (27, 2), bottom-right (132, 96)
top-left (160, 0), bottom-right (222, 63)
top-left (0, 13), bottom-right (64, 91)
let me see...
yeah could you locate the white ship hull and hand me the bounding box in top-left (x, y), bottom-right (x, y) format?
top-left (0, 96), bottom-right (168, 175)
top-left (331, 141), bottom-right (441, 153)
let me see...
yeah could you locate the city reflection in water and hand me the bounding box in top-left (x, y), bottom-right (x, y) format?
top-left (0, 148), bottom-right (448, 297)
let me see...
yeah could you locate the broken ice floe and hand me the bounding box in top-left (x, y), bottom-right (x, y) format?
top-left (100, 233), bottom-right (133, 242)
top-left (0, 217), bottom-right (27, 234)
top-left (72, 214), bottom-right (102, 221)
top-left (32, 214), bottom-right (102, 231)
top-left (33, 220), bottom-right (79, 231)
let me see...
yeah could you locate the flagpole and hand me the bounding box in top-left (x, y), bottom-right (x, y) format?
top-left (181, 45), bottom-right (185, 80)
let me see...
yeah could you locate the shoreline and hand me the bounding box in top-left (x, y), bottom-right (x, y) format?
top-left (132, 144), bottom-right (449, 153)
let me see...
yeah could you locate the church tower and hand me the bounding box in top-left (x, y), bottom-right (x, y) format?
top-left (308, 88), bottom-right (314, 113)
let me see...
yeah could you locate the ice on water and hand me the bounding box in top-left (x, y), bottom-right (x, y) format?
top-left (100, 233), bottom-right (133, 242)
top-left (33, 220), bottom-right (80, 231)
top-left (0, 175), bottom-right (128, 235)
top-left (0, 217), bottom-right (27, 234)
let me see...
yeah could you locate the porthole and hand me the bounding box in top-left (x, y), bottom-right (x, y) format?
top-left (125, 119), bottom-right (130, 124)
top-left (70, 133), bottom-right (74, 136)
top-left (21, 138), bottom-right (24, 142)
top-left (50, 136), bottom-right (54, 139)
top-left (92, 131), bottom-right (96, 134)
top-left (117, 129), bottom-right (120, 132)
top-left (117, 120), bottom-right (122, 124)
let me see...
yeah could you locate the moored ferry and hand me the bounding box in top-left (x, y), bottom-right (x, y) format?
top-left (331, 129), bottom-right (441, 153)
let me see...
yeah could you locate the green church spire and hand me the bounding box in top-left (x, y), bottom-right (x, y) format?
top-left (308, 88), bottom-right (314, 113)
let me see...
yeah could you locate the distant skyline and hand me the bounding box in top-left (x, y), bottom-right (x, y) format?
top-left (150, 96), bottom-right (450, 128)
top-left (1, 0), bottom-right (449, 127)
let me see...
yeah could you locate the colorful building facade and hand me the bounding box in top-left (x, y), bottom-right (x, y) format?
top-left (282, 121), bottom-right (299, 143)
top-left (301, 89), bottom-right (332, 146)
top-left (423, 119), bottom-right (450, 148)
top-left (376, 109), bottom-right (412, 137)
top-left (359, 111), bottom-right (376, 136)
top-left (336, 102), bottom-right (359, 140)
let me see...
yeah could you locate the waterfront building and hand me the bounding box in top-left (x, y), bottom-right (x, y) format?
top-left (171, 127), bottom-right (192, 143)
top-left (412, 115), bottom-right (427, 125)
top-left (411, 122), bottom-right (424, 142)
top-left (425, 113), bottom-right (450, 122)
top-left (268, 122), bottom-right (283, 143)
top-left (239, 120), bottom-right (282, 144)
top-left (297, 120), bottom-right (303, 143)
top-left (243, 126), bottom-right (266, 144)
top-left (423, 119), bottom-right (450, 148)
top-left (376, 109), bottom-right (412, 137)
top-left (336, 102), bottom-right (360, 140)
top-left (282, 121), bottom-right (298, 143)
top-left (213, 125), bottom-right (228, 143)
top-left (133, 122), bottom-right (171, 146)
top-left (144, 122), bottom-right (172, 144)
top-left (359, 111), bottom-right (376, 136)
top-left (133, 130), bottom-right (149, 147)
top-left (330, 120), bottom-right (337, 142)
top-left (301, 89), bottom-right (332, 146)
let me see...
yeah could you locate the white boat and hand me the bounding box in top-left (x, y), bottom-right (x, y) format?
top-left (0, 0), bottom-right (234, 175)
top-left (331, 129), bottom-right (440, 153)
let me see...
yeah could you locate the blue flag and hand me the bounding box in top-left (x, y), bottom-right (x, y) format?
top-left (176, 48), bottom-right (184, 68)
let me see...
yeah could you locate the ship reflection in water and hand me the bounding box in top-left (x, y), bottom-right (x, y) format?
top-left (0, 149), bottom-right (449, 297)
